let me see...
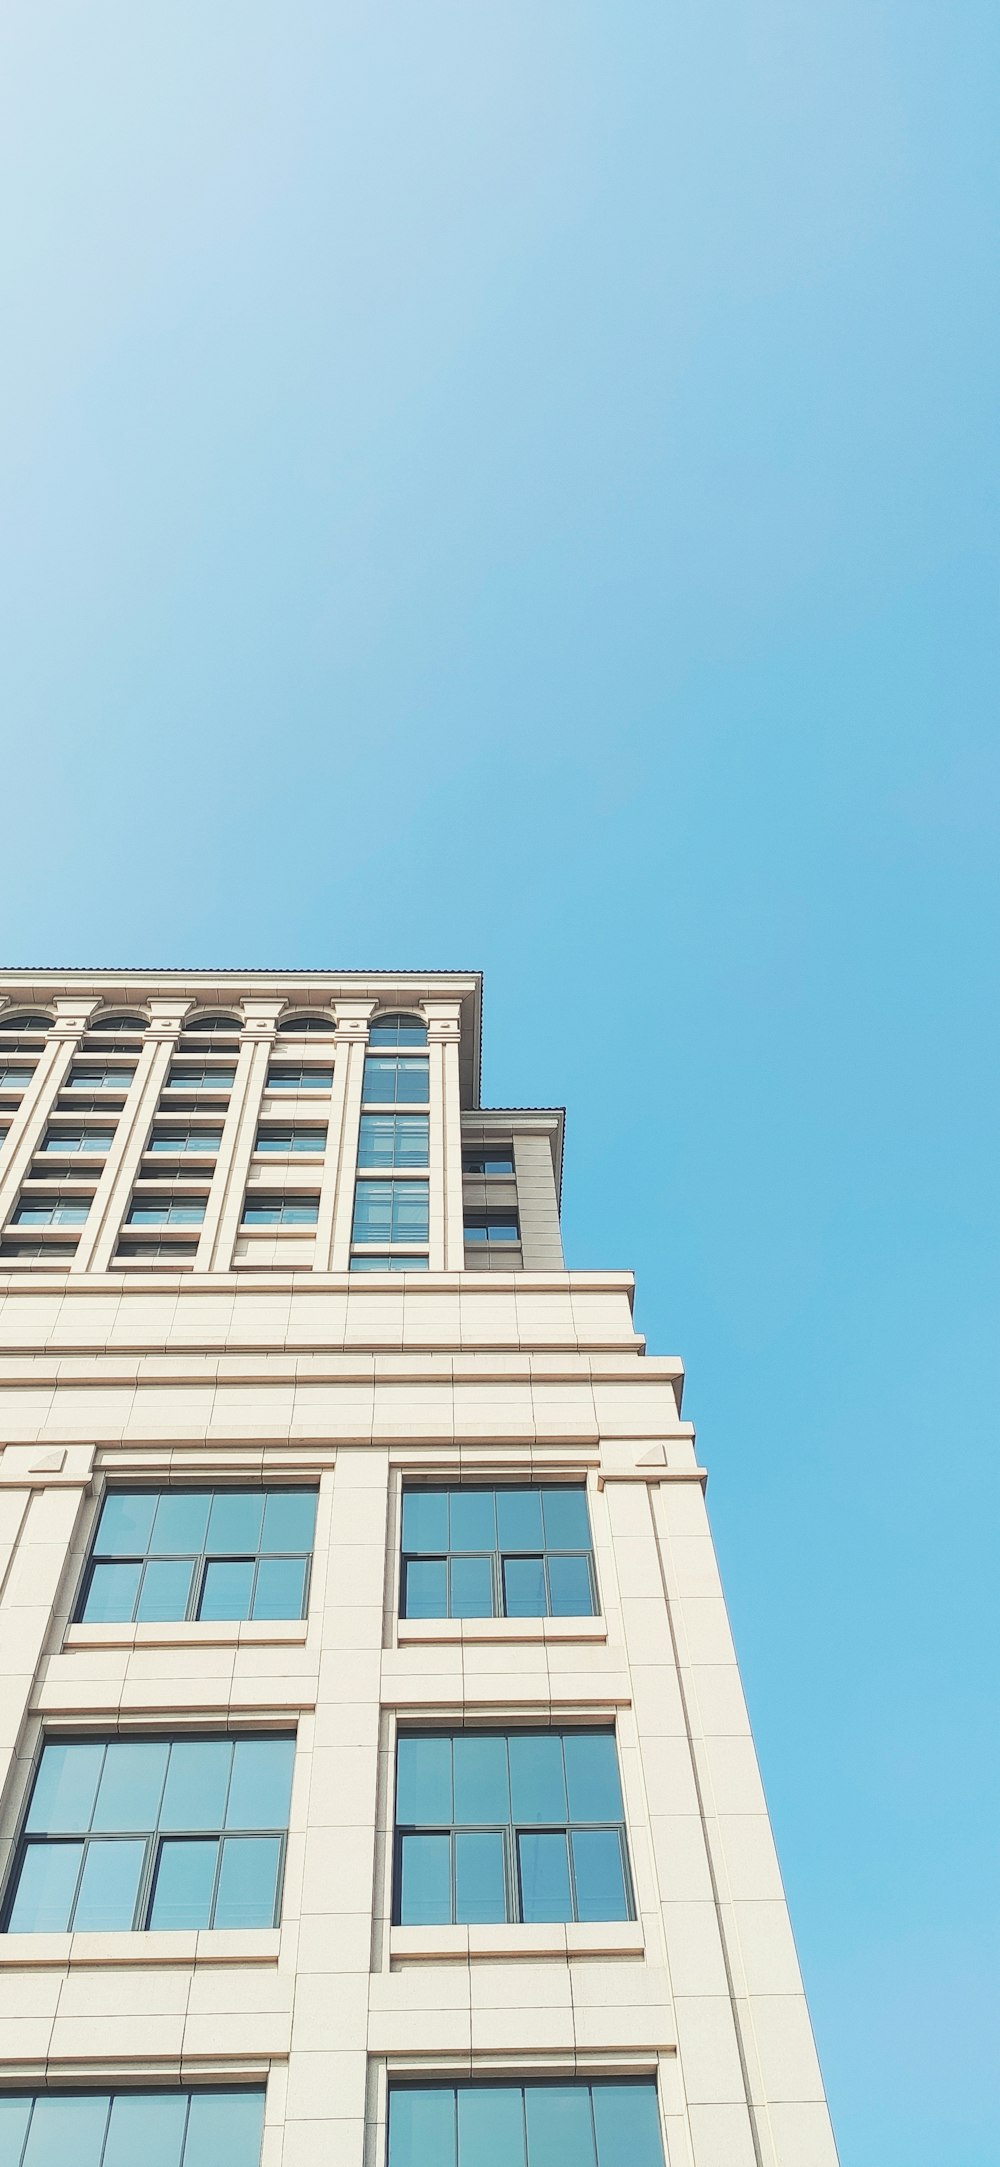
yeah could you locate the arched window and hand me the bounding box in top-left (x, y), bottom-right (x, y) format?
top-left (89, 1011), bottom-right (148, 1034)
top-left (368, 1013), bottom-right (427, 1048)
top-left (182, 1012), bottom-right (242, 1035)
top-left (0, 1010), bottom-right (52, 1034)
top-left (276, 1014), bottom-right (336, 1037)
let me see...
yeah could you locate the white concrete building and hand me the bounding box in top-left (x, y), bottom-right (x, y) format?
top-left (0, 970), bottom-right (838, 2166)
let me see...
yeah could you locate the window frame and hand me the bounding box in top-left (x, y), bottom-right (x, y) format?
top-left (400, 1483), bottom-right (599, 1622)
top-left (385, 2079), bottom-right (665, 2167)
top-left (74, 1484), bottom-right (318, 1627)
top-left (0, 2086), bottom-right (267, 2167)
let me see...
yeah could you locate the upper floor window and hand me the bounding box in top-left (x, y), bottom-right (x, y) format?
top-left (147, 1126), bottom-right (222, 1155)
top-left (368, 1013), bottom-right (427, 1048)
top-left (394, 1728), bottom-right (632, 1926)
top-left (363, 1055), bottom-right (428, 1106)
top-left (126, 1197), bottom-right (206, 1227)
top-left (164, 1066), bottom-right (235, 1092)
top-left (0, 1066), bottom-right (33, 1091)
top-left (0, 1240), bottom-right (77, 1263)
top-left (77, 1486), bottom-right (317, 1624)
top-left (88, 1011), bottom-right (147, 1035)
top-left (254, 1126), bottom-right (327, 1155)
top-left (12, 1196), bottom-right (92, 1227)
top-left (401, 1485), bottom-right (597, 1619)
top-left (39, 1127), bottom-right (114, 1154)
top-left (182, 1012), bottom-right (242, 1035)
top-left (67, 1065), bottom-right (135, 1092)
top-left (464, 1210), bottom-right (520, 1246)
top-left (0, 1011), bottom-right (51, 1037)
top-left (4, 1734), bottom-right (294, 1934)
top-left (387, 2082), bottom-right (664, 2167)
top-left (276, 1013), bottom-right (335, 1036)
top-left (241, 1194), bottom-right (319, 1228)
top-left (265, 1064), bottom-right (333, 1092)
top-left (463, 1147), bottom-right (515, 1175)
top-left (358, 1113), bottom-right (429, 1169)
top-left (0, 2089), bottom-right (266, 2167)
top-left (353, 1179), bottom-right (429, 1247)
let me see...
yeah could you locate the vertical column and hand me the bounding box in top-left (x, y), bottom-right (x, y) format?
top-left (0, 999), bottom-right (98, 1228)
top-left (327, 1003), bottom-right (376, 1272)
top-left (201, 999), bottom-right (284, 1272)
top-left (512, 1130), bottom-right (564, 1268)
top-left (0, 1446), bottom-right (96, 1857)
top-left (76, 1000), bottom-right (193, 1273)
top-left (424, 999), bottom-right (464, 1271)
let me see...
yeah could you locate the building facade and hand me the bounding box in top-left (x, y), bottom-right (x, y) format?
top-left (0, 970), bottom-right (838, 2167)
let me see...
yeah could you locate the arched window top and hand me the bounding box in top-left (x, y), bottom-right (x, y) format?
top-left (276, 1012), bottom-right (336, 1037)
top-left (182, 1011), bottom-right (242, 1034)
top-left (0, 1009), bottom-right (52, 1033)
top-left (89, 1010), bottom-right (148, 1033)
top-left (368, 1012), bottom-right (427, 1048)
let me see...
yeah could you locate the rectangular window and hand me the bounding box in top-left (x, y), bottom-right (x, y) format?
top-left (0, 1067), bottom-right (33, 1090)
top-left (4, 1734), bottom-right (295, 1934)
top-left (401, 1485), bottom-right (597, 1620)
top-left (353, 1178), bottom-right (429, 1246)
top-left (39, 1128), bottom-right (115, 1154)
top-left (0, 2089), bottom-right (266, 2167)
top-left (164, 1067), bottom-right (235, 1092)
top-left (241, 1194), bottom-right (319, 1227)
top-left (462, 1148), bottom-right (515, 1175)
top-left (358, 1113), bottom-right (429, 1168)
top-left (394, 1729), bottom-right (631, 1926)
top-left (77, 1487), bottom-right (317, 1625)
top-left (115, 1242), bottom-right (199, 1262)
top-left (464, 1211), bottom-right (520, 1245)
top-left (0, 1241), bottom-right (77, 1261)
top-left (349, 1254), bottom-right (429, 1273)
top-left (254, 1126), bottom-right (327, 1154)
top-left (66, 1067), bottom-right (135, 1091)
top-left (264, 1065), bottom-right (333, 1091)
top-left (387, 2081), bottom-right (664, 2167)
top-left (126, 1198), bottom-right (206, 1227)
top-left (147, 1127), bottom-right (223, 1154)
top-left (11, 1197), bottom-right (92, 1227)
top-left (362, 1056), bottom-right (429, 1106)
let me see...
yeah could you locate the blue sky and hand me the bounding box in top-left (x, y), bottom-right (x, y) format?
top-left (1, 6), bottom-right (998, 2160)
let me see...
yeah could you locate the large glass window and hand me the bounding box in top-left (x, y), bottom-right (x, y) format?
top-left (368, 1014), bottom-right (427, 1048)
top-left (241, 1194), bottom-right (319, 1227)
top-left (0, 1011), bottom-right (51, 1034)
top-left (254, 1127), bottom-right (327, 1154)
top-left (358, 1114), bottom-right (429, 1169)
top-left (265, 1065), bottom-right (333, 1092)
top-left (394, 1729), bottom-right (631, 1926)
top-left (5, 1734), bottom-right (295, 1934)
top-left (12, 1197), bottom-right (92, 1226)
top-left (126, 1197), bottom-right (206, 1227)
top-left (388, 2082), bottom-right (664, 2167)
top-left (89, 1011), bottom-right (148, 1035)
top-left (276, 1014), bottom-right (335, 1036)
top-left (462, 1147), bottom-right (514, 1175)
top-left (353, 1180), bottom-right (429, 1246)
top-left (349, 1255), bottom-right (428, 1273)
top-left (0, 2088), bottom-right (266, 2167)
top-left (401, 1486), bottom-right (597, 1620)
top-left (77, 1487), bottom-right (317, 1625)
top-left (0, 1067), bottom-right (33, 1090)
top-left (39, 1128), bottom-right (115, 1155)
top-left (362, 1056), bottom-right (428, 1106)
top-left (464, 1212), bottom-right (520, 1245)
top-left (67, 1067), bottom-right (135, 1092)
top-left (164, 1067), bottom-right (235, 1091)
top-left (147, 1128), bottom-right (223, 1155)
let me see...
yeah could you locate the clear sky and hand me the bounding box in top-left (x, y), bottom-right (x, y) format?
top-left (1, 6), bottom-right (997, 2161)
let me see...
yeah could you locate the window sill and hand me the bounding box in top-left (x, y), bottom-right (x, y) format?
top-left (64, 1619), bottom-right (309, 1651)
top-left (0, 1928), bottom-right (280, 1969)
top-left (389, 1922), bottom-right (644, 1962)
top-left (396, 1616), bottom-right (607, 1646)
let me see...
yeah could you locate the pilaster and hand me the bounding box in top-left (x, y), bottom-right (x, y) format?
top-left (424, 999), bottom-right (464, 1271)
top-left (201, 1001), bottom-right (284, 1271)
top-left (0, 1001), bottom-right (99, 1231)
top-left (327, 1003), bottom-right (377, 1272)
top-left (77, 1001), bottom-right (194, 1272)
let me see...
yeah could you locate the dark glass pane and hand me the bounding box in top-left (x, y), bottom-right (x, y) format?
top-left (227, 1737), bottom-right (295, 1830)
top-left (402, 1558), bottom-right (447, 1620)
top-left (136, 1560), bottom-right (195, 1622)
top-left (540, 1487), bottom-right (592, 1550)
top-left (213, 1835), bottom-right (281, 1928)
top-left (22, 2094), bottom-right (109, 2167)
top-left (160, 1740), bottom-right (232, 1831)
top-left (198, 1560), bottom-right (254, 1621)
top-left (518, 1832), bottom-right (572, 1923)
top-left (496, 1489), bottom-right (543, 1552)
top-left (103, 2092), bottom-right (188, 2167)
top-left (449, 1556), bottom-right (494, 1619)
top-left (503, 1558), bottom-right (546, 1617)
top-left (591, 2085), bottom-right (664, 2167)
top-left (183, 2091), bottom-right (266, 2167)
top-left (563, 1732), bottom-right (623, 1824)
top-left (454, 1832), bottom-right (507, 1924)
top-left (72, 1837), bottom-right (146, 1930)
top-left (151, 1492), bottom-right (211, 1553)
top-left (508, 1734), bottom-right (566, 1826)
top-left (525, 2087), bottom-right (597, 2167)
top-left (7, 1841), bottom-right (82, 1931)
top-left (92, 1741), bottom-right (168, 1831)
top-left (449, 1490), bottom-right (496, 1552)
top-left (261, 1490), bottom-right (316, 1552)
top-left (388, 2089), bottom-right (455, 2167)
top-left (369, 1016), bottom-right (427, 1047)
top-left (251, 1557), bottom-right (307, 1620)
top-left (399, 1833), bottom-right (451, 1925)
top-left (148, 1839), bottom-right (218, 1929)
top-left (27, 1742), bottom-right (104, 1833)
top-left (457, 2087), bottom-right (526, 2167)
top-left (81, 1561), bottom-right (142, 1624)
top-left (206, 1491), bottom-right (264, 1554)
top-left (453, 1733), bottom-right (509, 1825)
top-left (402, 1489), bottom-right (448, 1553)
top-left (396, 1735), bottom-right (452, 1825)
top-left (362, 1058), bottom-right (395, 1103)
top-left (571, 1830), bottom-right (629, 1922)
top-left (95, 1491), bottom-right (157, 1556)
top-left (546, 1555), bottom-right (595, 1618)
